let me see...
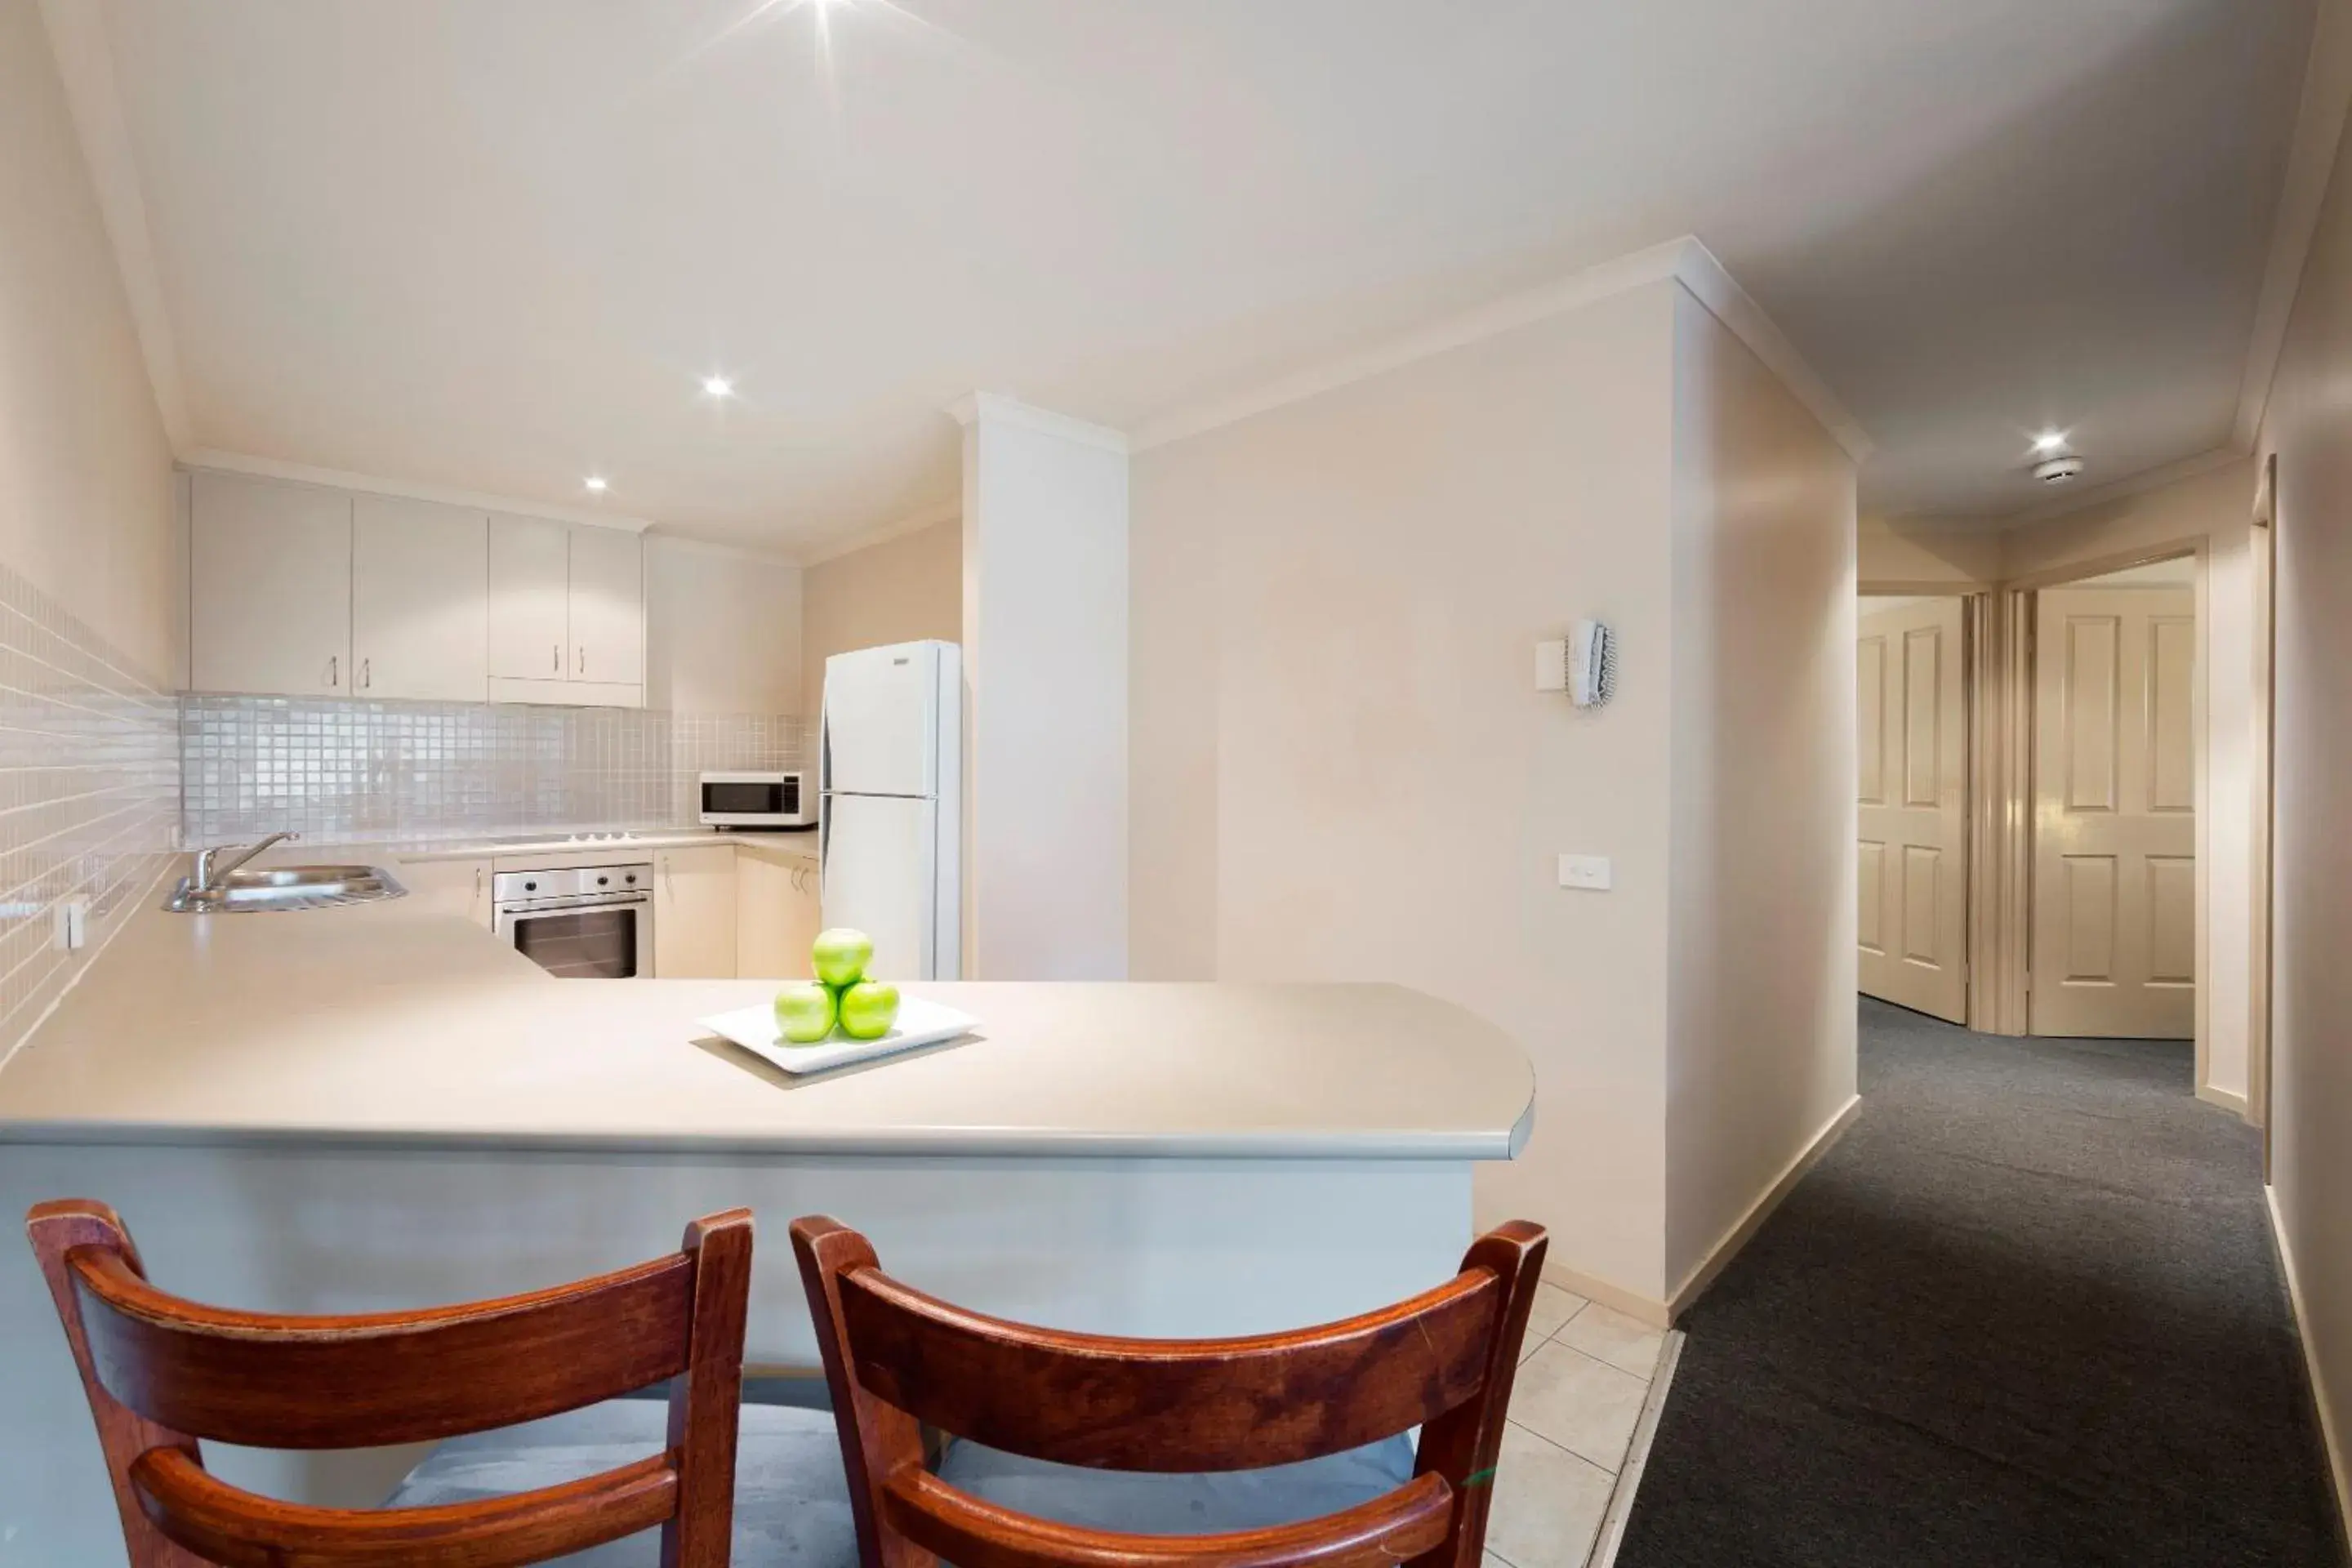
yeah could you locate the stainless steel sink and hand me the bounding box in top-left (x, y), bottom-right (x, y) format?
top-left (163, 865), bottom-right (408, 913)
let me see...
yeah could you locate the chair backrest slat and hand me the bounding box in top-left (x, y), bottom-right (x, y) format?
top-left (128, 1445), bottom-right (679, 1568)
top-left (880, 1463), bottom-right (1456, 1568)
top-left (836, 1267), bottom-right (1501, 1472)
top-left (69, 1246), bottom-right (694, 1448)
top-left (792, 1214), bottom-right (1550, 1568)
top-left (28, 1197), bottom-right (754, 1568)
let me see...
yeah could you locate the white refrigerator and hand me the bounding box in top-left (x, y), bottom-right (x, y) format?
top-left (818, 640), bottom-right (962, 981)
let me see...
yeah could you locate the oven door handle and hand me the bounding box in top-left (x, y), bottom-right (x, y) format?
top-left (497, 893), bottom-right (653, 916)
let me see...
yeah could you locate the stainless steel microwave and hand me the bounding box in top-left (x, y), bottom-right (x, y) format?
top-left (698, 770), bottom-right (816, 830)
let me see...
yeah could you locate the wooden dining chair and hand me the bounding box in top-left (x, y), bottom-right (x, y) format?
top-left (28, 1197), bottom-right (756, 1568)
top-left (790, 1215), bottom-right (1548, 1568)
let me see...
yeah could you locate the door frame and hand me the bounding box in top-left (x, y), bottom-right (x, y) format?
top-left (2248, 455), bottom-right (2279, 1169)
top-left (2003, 538), bottom-right (2213, 1088)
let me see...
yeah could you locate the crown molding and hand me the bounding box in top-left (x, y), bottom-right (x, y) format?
top-left (39, 0), bottom-right (191, 452)
top-left (2235, 0), bottom-right (2352, 449)
top-left (180, 450), bottom-right (657, 533)
top-left (2004, 443), bottom-right (2247, 528)
top-left (1129, 236), bottom-right (1871, 465)
top-left (947, 391), bottom-right (1129, 453)
top-left (1671, 238), bottom-right (1873, 464)
top-left (800, 503), bottom-right (961, 568)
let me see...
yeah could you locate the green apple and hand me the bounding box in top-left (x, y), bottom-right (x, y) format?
top-left (811, 928), bottom-right (874, 988)
top-left (835, 981), bottom-right (901, 1040)
top-left (773, 982), bottom-right (836, 1045)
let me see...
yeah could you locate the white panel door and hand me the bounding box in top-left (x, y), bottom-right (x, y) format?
top-left (352, 497), bottom-right (488, 701)
top-left (189, 473), bottom-right (352, 696)
top-left (821, 793), bottom-right (935, 982)
top-left (488, 514), bottom-right (571, 682)
top-left (1856, 598), bottom-right (1968, 1022)
top-left (822, 644), bottom-right (939, 797)
top-left (2031, 586), bottom-right (2196, 1038)
top-left (566, 524), bottom-right (644, 687)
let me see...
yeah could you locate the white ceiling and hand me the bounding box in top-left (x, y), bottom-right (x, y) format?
top-left (81, 0), bottom-right (2314, 553)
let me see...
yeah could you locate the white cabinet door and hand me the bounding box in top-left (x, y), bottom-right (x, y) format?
top-left (568, 525), bottom-right (644, 688)
top-left (397, 858), bottom-right (492, 926)
top-left (654, 844), bottom-right (737, 978)
top-left (488, 514), bottom-right (571, 682)
top-left (190, 473), bottom-right (352, 696)
top-left (736, 846), bottom-right (820, 978)
top-left (354, 497), bottom-right (488, 701)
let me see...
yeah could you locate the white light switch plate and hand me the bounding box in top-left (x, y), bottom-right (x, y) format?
top-left (1557, 854), bottom-right (1612, 891)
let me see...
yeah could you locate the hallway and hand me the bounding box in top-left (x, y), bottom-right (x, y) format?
top-left (1618, 1000), bottom-right (2344, 1566)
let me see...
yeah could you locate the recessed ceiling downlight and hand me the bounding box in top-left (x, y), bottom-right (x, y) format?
top-left (2034, 456), bottom-right (2086, 484)
top-left (2031, 430), bottom-right (2070, 456)
top-left (703, 376), bottom-right (734, 399)
top-left (584, 475), bottom-right (609, 493)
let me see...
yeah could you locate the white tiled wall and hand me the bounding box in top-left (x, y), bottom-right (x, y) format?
top-left (0, 562), bottom-right (180, 1058)
top-left (180, 697), bottom-right (802, 845)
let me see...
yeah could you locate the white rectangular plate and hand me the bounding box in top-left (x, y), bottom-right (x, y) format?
top-left (697, 995), bottom-right (980, 1076)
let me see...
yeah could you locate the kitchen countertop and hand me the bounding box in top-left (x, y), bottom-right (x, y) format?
top-left (0, 868), bottom-right (1533, 1161)
top-left (363, 827), bottom-right (819, 864)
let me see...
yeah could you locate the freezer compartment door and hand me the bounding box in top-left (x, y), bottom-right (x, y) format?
top-left (820, 792), bottom-right (956, 980)
top-left (822, 642), bottom-right (942, 798)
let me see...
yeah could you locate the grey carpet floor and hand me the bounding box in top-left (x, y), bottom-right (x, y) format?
top-left (1615, 998), bottom-right (2345, 1567)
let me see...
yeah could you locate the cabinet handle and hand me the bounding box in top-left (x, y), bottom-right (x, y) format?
top-left (577, 645), bottom-right (586, 676)
top-left (327, 655), bottom-right (337, 688)
top-left (552, 643), bottom-right (560, 674)
top-left (359, 657), bottom-right (371, 691)
top-left (662, 854), bottom-right (673, 898)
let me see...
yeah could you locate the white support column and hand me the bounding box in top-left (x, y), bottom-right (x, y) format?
top-left (953, 392), bottom-right (1130, 978)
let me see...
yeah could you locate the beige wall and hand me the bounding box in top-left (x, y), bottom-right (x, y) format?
top-left (2254, 51), bottom-right (2352, 1520)
top-left (645, 535), bottom-right (803, 715)
top-left (1132, 278), bottom-right (1856, 1306)
top-left (0, 0), bottom-right (176, 680)
top-left (800, 518), bottom-right (960, 717)
top-left (1857, 517), bottom-right (2002, 589)
top-left (1663, 289), bottom-right (1860, 1293)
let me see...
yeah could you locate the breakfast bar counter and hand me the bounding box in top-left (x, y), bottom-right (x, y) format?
top-left (0, 884), bottom-right (1535, 1562)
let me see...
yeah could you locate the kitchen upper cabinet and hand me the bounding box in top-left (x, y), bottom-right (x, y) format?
top-left (488, 514), bottom-right (570, 682)
top-left (654, 844), bottom-right (737, 978)
top-left (190, 472), bottom-right (353, 697)
top-left (736, 843), bottom-right (820, 979)
top-left (352, 497), bottom-right (488, 701)
top-left (568, 523), bottom-right (644, 688)
top-left (487, 514), bottom-right (645, 707)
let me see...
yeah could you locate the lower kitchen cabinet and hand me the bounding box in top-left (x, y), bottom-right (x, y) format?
top-left (396, 857), bottom-right (492, 927)
top-left (653, 844), bottom-right (737, 978)
top-left (736, 843), bottom-right (821, 978)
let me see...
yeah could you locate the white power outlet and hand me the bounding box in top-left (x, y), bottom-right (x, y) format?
top-left (1557, 854), bottom-right (1612, 892)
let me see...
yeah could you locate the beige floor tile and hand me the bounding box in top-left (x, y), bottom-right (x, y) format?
top-left (1554, 1301), bottom-right (1665, 1379)
top-left (1519, 1281), bottom-right (1588, 1361)
top-left (1482, 1420), bottom-right (1615, 1568)
top-left (1508, 1341), bottom-right (1651, 1472)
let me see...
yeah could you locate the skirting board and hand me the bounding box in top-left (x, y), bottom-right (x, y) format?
top-left (2265, 1183), bottom-right (2352, 1548)
top-left (1667, 1094), bottom-right (1864, 1320)
top-left (2198, 1082), bottom-right (2252, 1116)
top-left (1540, 1094), bottom-right (1864, 1330)
top-left (1541, 1261), bottom-right (1672, 1330)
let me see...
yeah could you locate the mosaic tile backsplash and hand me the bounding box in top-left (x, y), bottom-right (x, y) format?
top-left (0, 563), bottom-right (180, 1059)
top-left (181, 698), bottom-right (804, 846)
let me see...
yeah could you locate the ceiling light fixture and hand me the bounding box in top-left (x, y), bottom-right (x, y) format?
top-left (2031, 430), bottom-right (2070, 456)
top-left (584, 475), bottom-right (609, 493)
top-left (703, 375), bottom-right (735, 399)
